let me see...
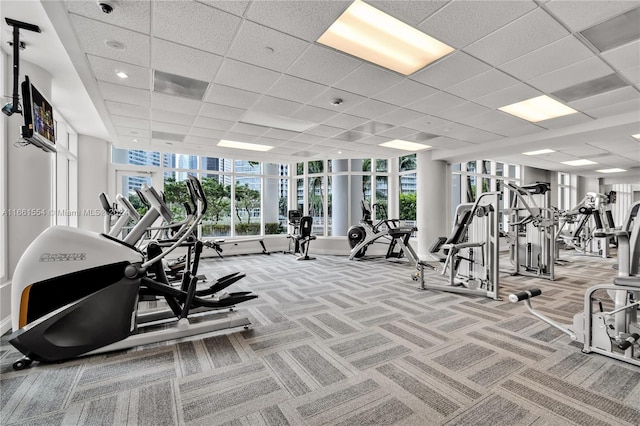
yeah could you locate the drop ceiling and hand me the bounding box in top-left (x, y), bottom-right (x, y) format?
top-left (1, 0), bottom-right (639, 183)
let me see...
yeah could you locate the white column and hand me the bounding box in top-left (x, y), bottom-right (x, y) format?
top-left (416, 150), bottom-right (448, 259)
top-left (350, 159), bottom-right (364, 226)
top-left (331, 159), bottom-right (349, 236)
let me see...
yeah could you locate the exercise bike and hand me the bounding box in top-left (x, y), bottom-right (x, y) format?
top-left (9, 178), bottom-right (257, 370)
top-left (510, 201), bottom-right (640, 367)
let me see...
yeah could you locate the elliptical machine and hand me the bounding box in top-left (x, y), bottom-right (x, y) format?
top-left (347, 200), bottom-right (418, 263)
top-left (9, 177), bottom-right (257, 370)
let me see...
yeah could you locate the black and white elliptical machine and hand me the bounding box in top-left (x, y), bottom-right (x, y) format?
top-left (510, 201), bottom-right (640, 367)
top-left (9, 178), bottom-right (256, 370)
top-left (347, 200), bottom-right (418, 263)
top-left (99, 192), bottom-right (141, 239)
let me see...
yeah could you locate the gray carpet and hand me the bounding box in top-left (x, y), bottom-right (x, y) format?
top-left (2, 250), bottom-right (639, 425)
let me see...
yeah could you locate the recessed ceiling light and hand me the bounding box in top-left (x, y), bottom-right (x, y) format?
top-left (632, 134), bottom-right (640, 140)
top-left (316, 0), bottom-right (454, 75)
top-left (132, 138), bottom-right (138, 142)
top-left (561, 159), bottom-right (598, 166)
top-left (116, 71), bottom-right (128, 79)
top-left (218, 140), bottom-right (273, 152)
top-left (523, 149), bottom-right (555, 156)
top-left (596, 168), bottom-right (626, 173)
top-left (498, 95), bottom-right (578, 122)
top-left (338, 151), bottom-right (342, 154)
top-left (379, 139), bottom-right (431, 151)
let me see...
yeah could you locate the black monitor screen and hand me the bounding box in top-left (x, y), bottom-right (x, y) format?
top-left (30, 84), bottom-right (55, 146)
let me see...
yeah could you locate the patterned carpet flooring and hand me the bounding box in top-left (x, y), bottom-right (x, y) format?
top-left (1, 250), bottom-right (639, 425)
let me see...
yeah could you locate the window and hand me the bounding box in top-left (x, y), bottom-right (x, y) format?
top-left (557, 172), bottom-right (571, 211)
top-left (112, 147), bottom-right (160, 166)
top-left (201, 174), bottom-right (231, 237)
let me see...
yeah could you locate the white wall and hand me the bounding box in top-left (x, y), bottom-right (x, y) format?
top-left (77, 135), bottom-right (109, 232)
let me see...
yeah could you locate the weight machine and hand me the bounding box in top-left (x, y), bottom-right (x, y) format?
top-left (511, 201), bottom-right (640, 367)
top-left (414, 192), bottom-right (501, 300)
top-left (504, 182), bottom-right (557, 280)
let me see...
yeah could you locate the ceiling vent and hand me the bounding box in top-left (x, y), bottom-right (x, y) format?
top-left (153, 70), bottom-right (209, 100)
top-left (152, 131), bottom-right (186, 142)
top-left (552, 74), bottom-right (628, 103)
top-left (580, 7), bottom-right (640, 52)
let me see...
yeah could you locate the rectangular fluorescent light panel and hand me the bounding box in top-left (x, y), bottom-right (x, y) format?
top-left (379, 139), bottom-right (431, 151)
top-left (523, 149), bottom-right (555, 156)
top-left (580, 7), bottom-right (640, 52)
top-left (561, 159), bottom-right (597, 166)
top-left (317, 0), bottom-right (454, 75)
top-left (240, 111), bottom-right (315, 132)
top-left (499, 95), bottom-right (578, 122)
top-left (596, 168), bottom-right (626, 173)
top-left (217, 140), bottom-right (273, 152)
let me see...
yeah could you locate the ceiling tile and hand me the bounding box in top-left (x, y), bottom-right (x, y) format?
top-left (185, 134), bottom-right (223, 145)
top-left (475, 84), bottom-right (542, 109)
top-left (290, 105), bottom-right (338, 123)
top-left (334, 64), bottom-right (404, 98)
top-left (527, 57), bottom-right (612, 93)
top-left (250, 95), bottom-right (303, 116)
top-left (546, 0), bottom-right (638, 31)
top-left (226, 21), bottom-right (310, 72)
top-left (267, 75), bottom-right (328, 104)
top-left (106, 101), bottom-right (149, 120)
top-left (153, 1), bottom-right (241, 55)
top-left (205, 85), bottom-right (260, 109)
top-left (620, 66), bottom-right (640, 85)
top-left (151, 92), bottom-right (202, 115)
top-left (499, 123), bottom-right (545, 138)
top-left (151, 109), bottom-right (195, 127)
top-left (305, 125), bottom-right (345, 138)
top-left (88, 55), bottom-right (150, 89)
top-left (407, 91), bottom-right (466, 115)
top-left (200, 103), bottom-right (245, 121)
top-left (410, 52), bottom-right (491, 89)
top-left (403, 114), bottom-right (452, 132)
top-left (419, 0), bottom-right (536, 48)
top-left (464, 9), bottom-right (569, 66)
top-left (500, 35), bottom-right (594, 81)
top-left (115, 126), bottom-right (150, 138)
top-left (192, 116), bottom-right (234, 132)
top-left (367, 1), bottom-right (447, 26)
top-left (569, 86), bottom-right (638, 111)
top-left (377, 127), bottom-right (423, 139)
top-left (558, 144), bottom-right (609, 157)
top-left (286, 44), bottom-right (362, 86)
top-left (111, 115), bottom-right (150, 130)
top-left (222, 132), bottom-right (258, 143)
top-left (358, 135), bottom-right (390, 145)
top-left (536, 112), bottom-right (593, 129)
top-left (322, 114), bottom-right (369, 130)
top-left (344, 99), bottom-right (398, 119)
top-left (291, 133), bottom-right (327, 144)
top-left (215, 59), bottom-right (281, 93)
top-left (151, 38), bottom-right (222, 82)
top-left (376, 108), bottom-right (425, 126)
top-left (196, 1), bottom-right (250, 17)
top-left (245, 1), bottom-right (350, 42)
top-left (447, 69), bottom-right (520, 100)
top-left (436, 102), bottom-right (492, 122)
top-left (228, 122), bottom-right (269, 136)
top-left (583, 98), bottom-right (640, 119)
top-left (151, 122), bottom-right (191, 135)
top-left (66, 0), bottom-right (151, 33)
top-left (262, 128), bottom-right (300, 141)
top-left (458, 110), bottom-right (535, 133)
top-left (426, 136), bottom-right (475, 149)
top-left (373, 79), bottom-right (438, 107)
top-left (70, 15), bottom-right (150, 67)
top-left (98, 82), bottom-right (150, 107)
top-left (602, 40), bottom-right (640, 71)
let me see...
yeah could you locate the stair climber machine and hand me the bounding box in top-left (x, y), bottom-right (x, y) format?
top-left (510, 201), bottom-right (640, 367)
top-left (99, 192), bottom-right (141, 239)
top-left (9, 177), bottom-right (257, 370)
top-left (504, 182), bottom-right (557, 281)
top-left (347, 201), bottom-right (418, 264)
top-left (413, 192), bottom-right (501, 300)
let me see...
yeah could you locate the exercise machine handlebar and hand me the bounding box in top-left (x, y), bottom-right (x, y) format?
top-left (508, 288), bottom-right (542, 303)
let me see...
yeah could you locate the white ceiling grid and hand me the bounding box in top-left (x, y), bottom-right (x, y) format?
top-left (3, 0), bottom-right (638, 181)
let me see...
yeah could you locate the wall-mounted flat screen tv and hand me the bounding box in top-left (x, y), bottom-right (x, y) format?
top-left (20, 75), bottom-right (56, 152)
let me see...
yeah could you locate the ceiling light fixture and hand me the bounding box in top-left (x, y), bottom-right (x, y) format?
top-left (105, 40), bottom-right (126, 51)
top-left (317, 0), bottom-right (454, 75)
top-left (379, 139), bottom-right (431, 151)
top-left (116, 71), bottom-right (128, 79)
top-left (498, 95), bottom-right (578, 122)
top-left (561, 159), bottom-right (597, 166)
top-left (217, 140), bottom-right (273, 152)
top-left (596, 168), bottom-right (626, 173)
top-left (523, 149), bottom-right (555, 156)
top-left (632, 134), bottom-right (640, 140)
